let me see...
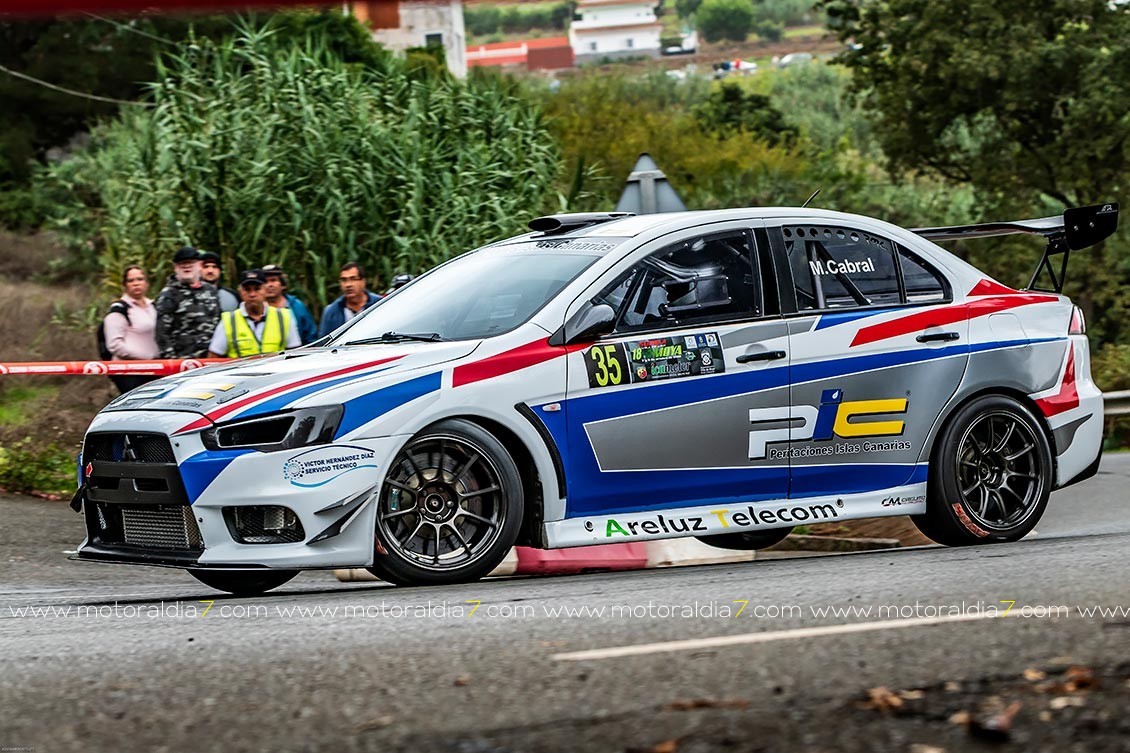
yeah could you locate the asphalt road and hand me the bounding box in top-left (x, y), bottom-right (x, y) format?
top-left (2, 455), bottom-right (1128, 753)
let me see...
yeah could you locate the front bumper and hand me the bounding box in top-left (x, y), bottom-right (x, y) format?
top-left (75, 410), bottom-right (406, 569)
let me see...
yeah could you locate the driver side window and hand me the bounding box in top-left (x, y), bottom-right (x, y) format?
top-left (596, 231), bottom-right (761, 333)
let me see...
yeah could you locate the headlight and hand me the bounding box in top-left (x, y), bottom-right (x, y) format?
top-left (201, 405), bottom-right (344, 452)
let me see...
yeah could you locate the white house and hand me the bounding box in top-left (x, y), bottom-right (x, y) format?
top-left (349, 0), bottom-right (468, 79)
top-left (569, 0), bottom-right (663, 64)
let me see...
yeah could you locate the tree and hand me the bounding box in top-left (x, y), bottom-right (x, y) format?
top-left (0, 10), bottom-right (377, 229)
top-left (822, 0), bottom-right (1130, 346)
top-left (823, 0), bottom-right (1130, 208)
top-left (675, 0), bottom-right (704, 19)
top-left (46, 22), bottom-right (560, 308)
top-left (696, 0), bottom-right (756, 42)
top-left (693, 83), bottom-right (796, 144)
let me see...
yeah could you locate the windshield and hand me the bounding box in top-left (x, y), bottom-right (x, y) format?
top-left (330, 243), bottom-right (605, 343)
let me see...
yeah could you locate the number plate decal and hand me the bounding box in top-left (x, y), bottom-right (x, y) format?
top-left (584, 333), bottom-right (724, 389)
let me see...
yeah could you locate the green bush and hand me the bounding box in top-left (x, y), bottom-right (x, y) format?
top-left (696, 0), bottom-right (755, 42)
top-left (44, 21), bottom-right (560, 308)
top-left (759, 0), bottom-right (817, 26)
top-left (675, 0), bottom-right (703, 19)
top-left (0, 439), bottom-right (76, 497)
top-left (466, 5), bottom-right (502, 35)
top-left (754, 19), bottom-right (785, 42)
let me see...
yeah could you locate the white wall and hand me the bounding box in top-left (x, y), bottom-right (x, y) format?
top-left (369, 0), bottom-right (467, 78)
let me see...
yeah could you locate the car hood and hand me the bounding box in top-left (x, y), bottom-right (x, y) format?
top-left (101, 342), bottom-right (480, 418)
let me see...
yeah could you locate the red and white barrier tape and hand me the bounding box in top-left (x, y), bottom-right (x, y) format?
top-left (0, 358), bottom-right (227, 376)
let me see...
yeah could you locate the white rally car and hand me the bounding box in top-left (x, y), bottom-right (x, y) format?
top-left (72, 204), bottom-right (1115, 593)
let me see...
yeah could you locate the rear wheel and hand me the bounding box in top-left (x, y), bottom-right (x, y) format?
top-left (695, 527), bottom-right (793, 550)
top-left (367, 419), bottom-right (524, 586)
top-left (912, 395), bottom-right (1052, 546)
top-left (188, 569), bottom-right (298, 595)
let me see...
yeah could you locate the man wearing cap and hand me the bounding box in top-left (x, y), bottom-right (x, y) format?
top-left (200, 251), bottom-right (239, 312)
top-left (208, 269), bottom-right (301, 358)
top-left (154, 246), bottom-right (222, 358)
top-left (261, 264), bottom-right (317, 344)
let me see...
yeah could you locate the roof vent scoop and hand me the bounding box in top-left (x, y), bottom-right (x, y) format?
top-left (528, 212), bottom-right (635, 234)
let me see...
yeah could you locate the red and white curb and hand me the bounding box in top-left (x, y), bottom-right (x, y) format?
top-left (334, 540), bottom-right (754, 583)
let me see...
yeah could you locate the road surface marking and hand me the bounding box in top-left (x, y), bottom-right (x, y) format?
top-left (552, 612), bottom-right (1010, 661)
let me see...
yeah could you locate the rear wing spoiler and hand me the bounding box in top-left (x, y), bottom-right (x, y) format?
top-left (912, 203), bottom-right (1119, 293)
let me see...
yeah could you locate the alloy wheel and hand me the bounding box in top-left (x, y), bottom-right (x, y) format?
top-left (376, 434), bottom-right (508, 571)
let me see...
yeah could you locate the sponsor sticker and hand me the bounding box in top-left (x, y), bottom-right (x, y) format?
top-left (749, 387), bottom-right (910, 460)
top-left (881, 494), bottom-right (926, 508)
top-left (283, 445), bottom-right (378, 488)
top-left (596, 502), bottom-right (841, 539)
top-left (584, 332), bottom-right (724, 389)
top-left (952, 503), bottom-right (991, 538)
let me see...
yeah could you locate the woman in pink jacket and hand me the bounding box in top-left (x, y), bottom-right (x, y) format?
top-left (102, 265), bottom-right (159, 393)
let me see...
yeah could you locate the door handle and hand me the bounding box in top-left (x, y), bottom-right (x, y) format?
top-left (916, 331), bottom-right (960, 343)
top-left (736, 350), bottom-right (787, 364)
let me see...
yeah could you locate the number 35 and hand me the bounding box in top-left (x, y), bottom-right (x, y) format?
top-left (590, 345), bottom-right (623, 387)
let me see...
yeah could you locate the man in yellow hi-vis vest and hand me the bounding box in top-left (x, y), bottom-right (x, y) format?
top-left (207, 269), bottom-right (301, 358)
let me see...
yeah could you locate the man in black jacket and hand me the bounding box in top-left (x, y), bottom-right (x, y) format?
top-left (154, 246), bottom-right (221, 358)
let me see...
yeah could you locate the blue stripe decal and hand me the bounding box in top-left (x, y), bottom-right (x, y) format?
top-left (336, 372), bottom-right (443, 437)
top-left (791, 462), bottom-right (928, 499)
top-left (180, 448), bottom-right (253, 503)
top-left (813, 308), bottom-right (899, 331)
top-left (234, 364), bottom-right (398, 420)
top-left (547, 338), bottom-right (1057, 517)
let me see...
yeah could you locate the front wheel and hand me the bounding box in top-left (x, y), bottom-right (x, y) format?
top-left (188, 569), bottom-right (298, 595)
top-left (367, 419), bottom-right (524, 587)
top-left (912, 395), bottom-right (1053, 546)
top-left (695, 527), bottom-right (793, 551)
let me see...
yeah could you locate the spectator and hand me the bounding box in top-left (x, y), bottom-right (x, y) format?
top-left (200, 251), bottom-right (239, 312)
top-left (102, 265), bottom-right (160, 393)
top-left (155, 246), bottom-right (222, 358)
top-left (261, 264), bottom-right (317, 344)
top-left (384, 273), bottom-right (414, 295)
top-left (318, 261), bottom-right (382, 338)
top-left (208, 269), bottom-right (300, 358)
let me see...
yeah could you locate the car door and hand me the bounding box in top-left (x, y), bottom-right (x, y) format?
top-left (769, 219), bottom-right (970, 498)
top-left (558, 223), bottom-right (795, 519)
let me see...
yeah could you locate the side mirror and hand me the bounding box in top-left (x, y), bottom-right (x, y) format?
top-left (551, 303), bottom-right (616, 346)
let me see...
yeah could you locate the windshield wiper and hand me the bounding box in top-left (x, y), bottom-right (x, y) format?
top-left (343, 331), bottom-right (447, 345)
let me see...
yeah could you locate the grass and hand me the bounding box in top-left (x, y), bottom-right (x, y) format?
top-left (0, 439), bottom-right (76, 498)
top-left (783, 24), bottom-right (824, 39)
top-left (0, 385), bottom-right (58, 426)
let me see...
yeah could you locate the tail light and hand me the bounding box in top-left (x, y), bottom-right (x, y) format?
top-left (1069, 306), bottom-right (1086, 335)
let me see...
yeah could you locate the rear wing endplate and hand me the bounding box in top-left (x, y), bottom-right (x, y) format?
top-left (912, 203), bottom-right (1119, 293)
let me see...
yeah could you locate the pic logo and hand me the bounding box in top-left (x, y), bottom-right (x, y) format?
top-left (748, 388), bottom-right (908, 459)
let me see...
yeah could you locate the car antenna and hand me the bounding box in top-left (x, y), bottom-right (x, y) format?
top-left (801, 188), bottom-right (821, 208)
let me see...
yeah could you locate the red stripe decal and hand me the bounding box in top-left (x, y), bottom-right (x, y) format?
top-left (967, 278), bottom-right (1019, 297)
top-left (850, 295), bottom-right (1058, 348)
top-left (174, 355), bottom-right (404, 434)
top-left (1036, 346), bottom-right (1079, 418)
top-left (453, 338), bottom-right (576, 388)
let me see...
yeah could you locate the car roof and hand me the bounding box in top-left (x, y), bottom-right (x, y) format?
top-left (568, 207), bottom-right (908, 238)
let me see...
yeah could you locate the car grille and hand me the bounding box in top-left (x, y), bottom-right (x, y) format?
top-left (82, 431), bottom-right (200, 556)
top-left (90, 503), bottom-right (204, 552)
top-left (83, 432), bottom-right (176, 463)
top-left (121, 506), bottom-right (203, 549)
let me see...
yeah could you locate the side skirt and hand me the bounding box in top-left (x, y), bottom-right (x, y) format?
top-left (542, 482), bottom-right (928, 548)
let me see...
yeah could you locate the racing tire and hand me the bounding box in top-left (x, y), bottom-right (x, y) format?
top-left (188, 569), bottom-right (299, 595)
top-left (695, 527), bottom-right (793, 551)
top-left (912, 394), bottom-right (1053, 546)
top-left (367, 419), bottom-right (524, 587)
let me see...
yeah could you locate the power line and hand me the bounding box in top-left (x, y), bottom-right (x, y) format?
top-left (0, 62), bottom-right (153, 107)
top-left (82, 12), bottom-right (177, 46)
